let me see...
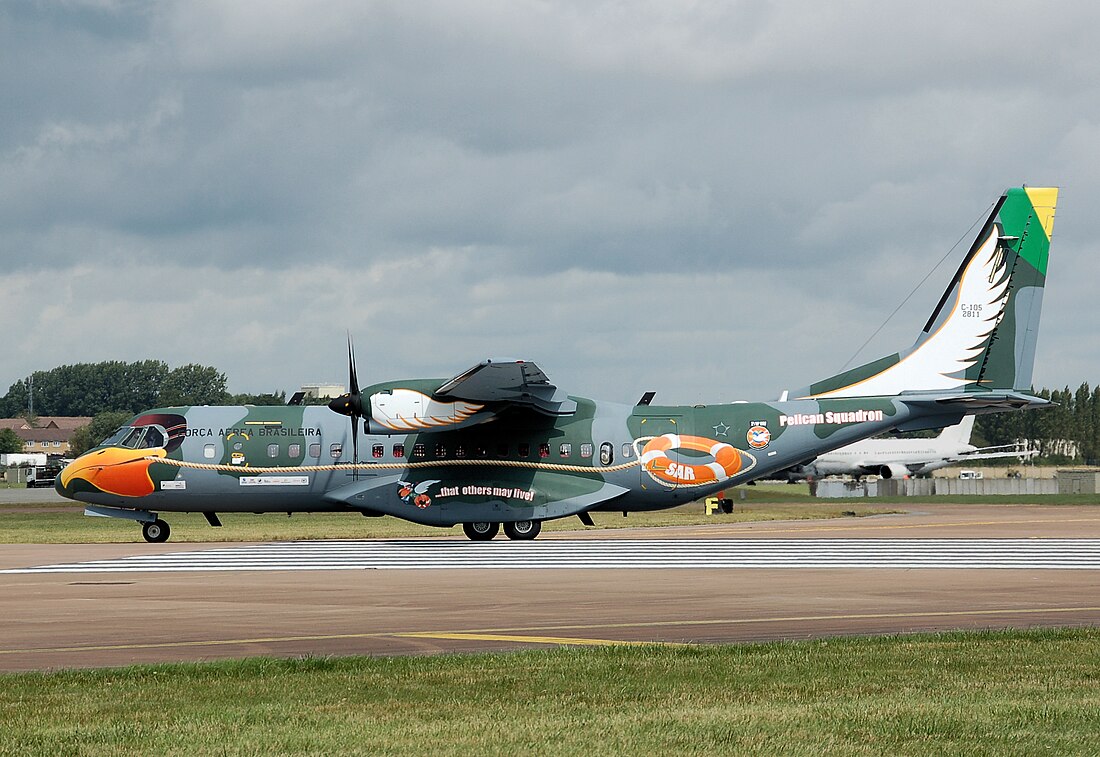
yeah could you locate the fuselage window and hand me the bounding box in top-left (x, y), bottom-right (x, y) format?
top-left (330, 443), bottom-right (343, 460)
top-left (518, 442), bottom-right (530, 458)
top-left (455, 445), bottom-right (466, 458)
top-left (600, 442), bottom-right (613, 466)
top-left (580, 443), bottom-right (593, 459)
top-left (559, 443), bottom-right (571, 458)
top-left (309, 443), bottom-right (321, 458)
top-left (434, 443), bottom-right (447, 457)
top-left (393, 444), bottom-right (405, 458)
top-left (538, 443), bottom-right (550, 458)
top-left (288, 443), bottom-right (301, 458)
top-left (621, 443), bottom-right (634, 458)
top-left (495, 443), bottom-right (508, 457)
top-left (267, 443), bottom-right (279, 458)
top-left (203, 443), bottom-right (216, 459)
top-left (412, 443), bottom-right (426, 459)
top-left (372, 444), bottom-right (384, 459)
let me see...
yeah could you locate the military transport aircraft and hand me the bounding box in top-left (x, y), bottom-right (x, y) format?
top-left (57, 186), bottom-right (1058, 542)
top-left (779, 415), bottom-right (1037, 481)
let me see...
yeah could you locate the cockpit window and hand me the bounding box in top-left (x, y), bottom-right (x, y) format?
top-left (102, 427), bottom-right (130, 446)
top-left (111, 425), bottom-right (168, 450)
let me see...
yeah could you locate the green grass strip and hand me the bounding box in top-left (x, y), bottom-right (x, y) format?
top-left (1, 629), bottom-right (1099, 755)
top-left (0, 500), bottom-right (895, 543)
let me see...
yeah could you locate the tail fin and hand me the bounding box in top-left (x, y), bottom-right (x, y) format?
top-left (936, 415), bottom-right (975, 445)
top-left (796, 186), bottom-right (1057, 399)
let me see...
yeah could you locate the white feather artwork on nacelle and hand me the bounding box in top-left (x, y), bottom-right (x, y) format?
top-left (369, 389), bottom-right (485, 431)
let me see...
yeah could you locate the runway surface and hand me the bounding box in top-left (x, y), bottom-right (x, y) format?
top-left (2, 503), bottom-right (1099, 671)
top-left (6, 538), bottom-right (1100, 572)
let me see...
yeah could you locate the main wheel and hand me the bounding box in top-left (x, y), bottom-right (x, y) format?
top-left (462, 521), bottom-right (499, 541)
top-left (142, 519), bottom-right (171, 543)
top-left (503, 520), bottom-right (541, 540)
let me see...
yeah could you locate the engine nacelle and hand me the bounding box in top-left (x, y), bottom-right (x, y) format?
top-left (873, 463), bottom-right (911, 479)
top-left (367, 388), bottom-right (492, 434)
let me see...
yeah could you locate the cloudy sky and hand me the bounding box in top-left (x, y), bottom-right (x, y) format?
top-left (2, 1), bottom-right (1097, 407)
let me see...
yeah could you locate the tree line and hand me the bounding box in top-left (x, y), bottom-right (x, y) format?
top-left (3, 363), bottom-right (1098, 465)
top-left (976, 383), bottom-right (1100, 465)
top-left (1, 361), bottom-right (287, 419)
top-left (1, 361), bottom-right (293, 457)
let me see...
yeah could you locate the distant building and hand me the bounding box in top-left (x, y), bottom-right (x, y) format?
top-left (300, 384), bottom-right (345, 400)
top-left (1057, 469), bottom-right (1100, 495)
top-left (0, 417), bottom-right (91, 457)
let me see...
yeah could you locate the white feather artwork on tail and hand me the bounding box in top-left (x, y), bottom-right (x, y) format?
top-left (810, 227), bottom-right (1009, 398)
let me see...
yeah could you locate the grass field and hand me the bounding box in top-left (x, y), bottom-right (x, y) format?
top-left (1, 629), bottom-right (1098, 755)
top-left (0, 489), bottom-right (894, 543)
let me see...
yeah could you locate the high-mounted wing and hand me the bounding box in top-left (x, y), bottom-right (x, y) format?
top-left (433, 359), bottom-right (578, 417)
top-left (360, 359), bottom-right (578, 434)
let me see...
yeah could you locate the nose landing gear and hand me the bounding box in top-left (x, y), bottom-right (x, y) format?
top-left (141, 518), bottom-right (171, 543)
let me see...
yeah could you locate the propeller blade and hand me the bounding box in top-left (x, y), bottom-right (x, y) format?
top-left (328, 334), bottom-right (366, 477)
top-left (348, 333), bottom-right (360, 397)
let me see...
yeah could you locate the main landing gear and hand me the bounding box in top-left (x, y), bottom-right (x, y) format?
top-left (141, 518), bottom-right (171, 543)
top-left (462, 520), bottom-right (542, 541)
top-left (503, 520), bottom-right (541, 540)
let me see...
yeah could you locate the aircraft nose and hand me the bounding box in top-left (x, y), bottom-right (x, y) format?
top-left (55, 463), bottom-right (70, 498)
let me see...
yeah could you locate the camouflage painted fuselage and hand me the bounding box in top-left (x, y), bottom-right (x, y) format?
top-left (57, 390), bottom-right (1007, 527)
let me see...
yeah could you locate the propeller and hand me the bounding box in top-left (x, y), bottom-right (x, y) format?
top-left (328, 334), bottom-right (365, 474)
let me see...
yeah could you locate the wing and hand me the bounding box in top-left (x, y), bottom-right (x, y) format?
top-left (433, 359), bottom-right (578, 417)
top-left (365, 359), bottom-right (577, 434)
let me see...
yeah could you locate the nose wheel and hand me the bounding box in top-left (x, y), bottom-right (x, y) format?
top-left (142, 519), bottom-right (171, 543)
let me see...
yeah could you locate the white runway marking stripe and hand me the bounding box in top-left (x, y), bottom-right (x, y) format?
top-left (4, 539), bottom-right (1100, 573)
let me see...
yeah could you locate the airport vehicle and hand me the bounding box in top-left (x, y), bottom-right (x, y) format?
top-left (26, 465), bottom-right (61, 489)
top-left (57, 187), bottom-right (1058, 542)
top-left (782, 415), bottom-right (1036, 480)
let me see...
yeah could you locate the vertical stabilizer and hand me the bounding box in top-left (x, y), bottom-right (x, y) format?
top-left (795, 186), bottom-right (1057, 399)
top-left (936, 415), bottom-right (975, 446)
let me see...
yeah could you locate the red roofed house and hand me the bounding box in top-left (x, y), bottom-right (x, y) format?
top-left (0, 417), bottom-right (91, 457)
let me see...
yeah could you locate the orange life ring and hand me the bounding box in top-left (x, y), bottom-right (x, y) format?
top-left (639, 434), bottom-right (743, 485)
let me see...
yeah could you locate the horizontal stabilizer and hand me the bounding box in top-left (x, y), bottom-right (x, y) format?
top-left (901, 392), bottom-right (1049, 412)
top-left (948, 448), bottom-right (1037, 463)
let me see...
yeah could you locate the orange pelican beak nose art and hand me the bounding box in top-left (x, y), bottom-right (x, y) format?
top-left (60, 446), bottom-right (167, 498)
